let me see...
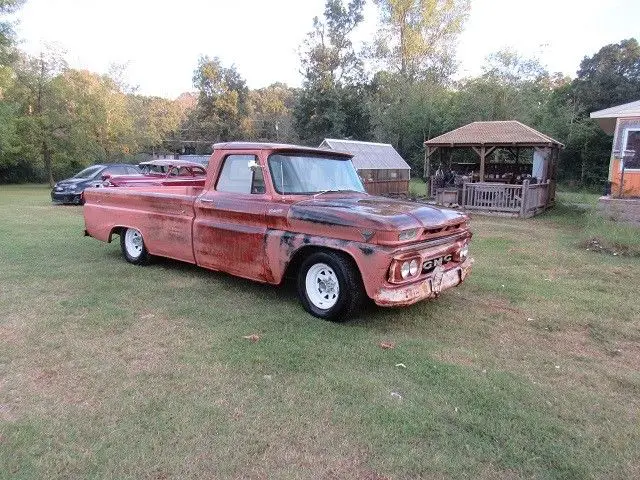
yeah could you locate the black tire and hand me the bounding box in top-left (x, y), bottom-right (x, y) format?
top-left (297, 251), bottom-right (365, 321)
top-left (119, 227), bottom-right (151, 265)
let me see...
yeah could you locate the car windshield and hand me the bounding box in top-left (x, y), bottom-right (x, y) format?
top-left (72, 166), bottom-right (102, 179)
top-left (268, 154), bottom-right (365, 195)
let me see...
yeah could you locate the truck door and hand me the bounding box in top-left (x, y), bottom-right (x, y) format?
top-left (193, 153), bottom-right (270, 282)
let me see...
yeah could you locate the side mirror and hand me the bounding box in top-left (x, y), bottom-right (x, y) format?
top-left (248, 159), bottom-right (261, 171)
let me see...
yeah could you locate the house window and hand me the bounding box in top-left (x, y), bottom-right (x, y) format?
top-left (623, 129), bottom-right (640, 170)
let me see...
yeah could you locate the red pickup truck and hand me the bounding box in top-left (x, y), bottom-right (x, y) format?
top-left (83, 142), bottom-right (473, 321)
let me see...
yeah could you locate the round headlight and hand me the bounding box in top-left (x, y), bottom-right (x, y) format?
top-left (400, 261), bottom-right (411, 279)
top-left (409, 259), bottom-right (419, 276)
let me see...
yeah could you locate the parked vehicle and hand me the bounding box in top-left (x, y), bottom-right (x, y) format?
top-left (83, 143), bottom-right (473, 321)
top-left (104, 159), bottom-right (207, 187)
top-left (51, 163), bottom-right (140, 204)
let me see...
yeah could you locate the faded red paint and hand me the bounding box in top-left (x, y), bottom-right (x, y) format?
top-left (105, 159), bottom-right (206, 188)
top-left (84, 143), bottom-right (473, 307)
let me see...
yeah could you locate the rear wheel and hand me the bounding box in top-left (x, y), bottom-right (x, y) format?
top-left (297, 251), bottom-right (364, 321)
top-left (120, 228), bottom-right (150, 265)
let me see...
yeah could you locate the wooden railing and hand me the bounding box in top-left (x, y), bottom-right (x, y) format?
top-left (459, 180), bottom-right (550, 217)
top-left (461, 182), bottom-right (523, 213)
top-left (524, 181), bottom-right (550, 216)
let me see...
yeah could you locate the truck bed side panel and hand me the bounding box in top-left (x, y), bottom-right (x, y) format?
top-left (84, 187), bottom-right (200, 264)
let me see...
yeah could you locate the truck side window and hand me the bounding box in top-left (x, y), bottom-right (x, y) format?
top-left (217, 155), bottom-right (265, 194)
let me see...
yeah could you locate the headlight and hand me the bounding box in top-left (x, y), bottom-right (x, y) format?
top-left (400, 261), bottom-right (411, 279)
top-left (409, 259), bottom-right (419, 276)
top-left (398, 228), bottom-right (419, 241)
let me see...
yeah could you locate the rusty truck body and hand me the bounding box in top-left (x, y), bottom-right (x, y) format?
top-left (83, 142), bottom-right (473, 320)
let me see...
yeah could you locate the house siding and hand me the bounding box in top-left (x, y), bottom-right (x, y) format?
top-left (609, 117), bottom-right (640, 197)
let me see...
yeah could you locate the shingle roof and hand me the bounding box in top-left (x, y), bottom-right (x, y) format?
top-left (320, 139), bottom-right (411, 170)
top-left (423, 121), bottom-right (564, 147)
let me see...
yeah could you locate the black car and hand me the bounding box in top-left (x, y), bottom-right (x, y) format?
top-left (51, 163), bottom-right (141, 204)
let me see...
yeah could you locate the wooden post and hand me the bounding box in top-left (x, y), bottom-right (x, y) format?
top-left (422, 147), bottom-right (431, 182)
top-left (520, 179), bottom-right (530, 217)
top-left (619, 159), bottom-right (626, 198)
top-left (462, 182), bottom-right (467, 208)
top-left (424, 146), bottom-right (438, 197)
top-left (479, 146), bottom-right (486, 182)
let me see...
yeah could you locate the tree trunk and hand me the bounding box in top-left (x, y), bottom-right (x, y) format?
top-left (42, 141), bottom-right (54, 186)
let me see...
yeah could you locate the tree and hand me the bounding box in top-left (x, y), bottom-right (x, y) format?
top-left (371, 0), bottom-right (470, 81)
top-left (572, 38), bottom-right (640, 113)
top-left (189, 56), bottom-right (250, 144)
top-left (300, 0), bottom-right (365, 88)
top-left (294, 0), bottom-right (370, 145)
top-left (248, 83), bottom-right (297, 142)
top-left (57, 69), bottom-right (137, 164)
top-left (368, 72), bottom-right (450, 168)
top-left (560, 39), bottom-right (640, 186)
top-left (0, 0), bottom-right (24, 63)
top-left (11, 48), bottom-right (68, 185)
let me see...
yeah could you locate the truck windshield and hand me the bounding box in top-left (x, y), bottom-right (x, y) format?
top-left (268, 154), bottom-right (365, 195)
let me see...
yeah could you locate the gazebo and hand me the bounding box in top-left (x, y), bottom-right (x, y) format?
top-left (423, 121), bottom-right (563, 218)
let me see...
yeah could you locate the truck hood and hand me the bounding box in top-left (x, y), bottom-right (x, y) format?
top-left (288, 195), bottom-right (466, 232)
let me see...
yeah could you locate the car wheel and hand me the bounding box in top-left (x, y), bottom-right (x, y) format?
top-left (120, 228), bottom-right (150, 265)
top-left (297, 251), bottom-right (364, 321)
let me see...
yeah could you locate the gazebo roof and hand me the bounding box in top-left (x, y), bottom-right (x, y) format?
top-left (424, 121), bottom-right (564, 148)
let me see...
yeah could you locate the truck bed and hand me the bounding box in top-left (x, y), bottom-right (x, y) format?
top-left (84, 186), bottom-right (204, 264)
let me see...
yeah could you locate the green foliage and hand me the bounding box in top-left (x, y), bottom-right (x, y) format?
top-left (249, 83), bottom-right (297, 142)
top-left (0, 0), bottom-right (24, 62)
top-left (0, 0), bottom-right (637, 189)
top-left (372, 0), bottom-right (470, 80)
top-left (188, 55), bottom-right (250, 143)
top-left (294, 0), bottom-right (370, 145)
top-left (572, 38), bottom-right (640, 113)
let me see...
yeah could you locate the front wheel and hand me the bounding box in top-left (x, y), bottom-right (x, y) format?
top-left (120, 227), bottom-right (150, 265)
top-left (297, 251), bottom-right (364, 321)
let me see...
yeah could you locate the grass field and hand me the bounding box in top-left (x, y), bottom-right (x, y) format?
top-left (1, 185), bottom-right (639, 479)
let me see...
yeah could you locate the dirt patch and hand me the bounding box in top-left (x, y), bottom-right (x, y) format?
top-left (433, 349), bottom-right (477, 368)
top-left (581, 237), bottom-right (639, 257)
top-left (1, 313), bottom-right (208, 420)
top-left (0, 403), bottom-right (17, 422)
top-left (456, 293), bottom-right (525, 317)
top-left (0, 322), bottom-right (26, 345)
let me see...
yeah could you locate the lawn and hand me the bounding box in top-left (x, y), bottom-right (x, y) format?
top-left (1, 185), bottom-right (639, 479)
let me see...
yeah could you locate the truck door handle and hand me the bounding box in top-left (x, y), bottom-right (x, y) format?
top-left (200, 198), bottom-right (215, 204)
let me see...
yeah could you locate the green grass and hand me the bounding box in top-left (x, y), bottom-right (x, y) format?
top-left (409, 177), bottom-right (427, 197)
top-left (1, 185), bottom-right (639, 479)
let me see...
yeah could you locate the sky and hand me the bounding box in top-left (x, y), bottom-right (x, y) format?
top-left (12, 0), bottom-right (640, 99)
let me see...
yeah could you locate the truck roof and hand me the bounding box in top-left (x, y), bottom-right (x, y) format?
top-left (212, 142), bottom-right (353, 158)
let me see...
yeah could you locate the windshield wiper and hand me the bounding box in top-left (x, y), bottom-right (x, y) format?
top-left (313, 189), bottom-right (361, 198)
